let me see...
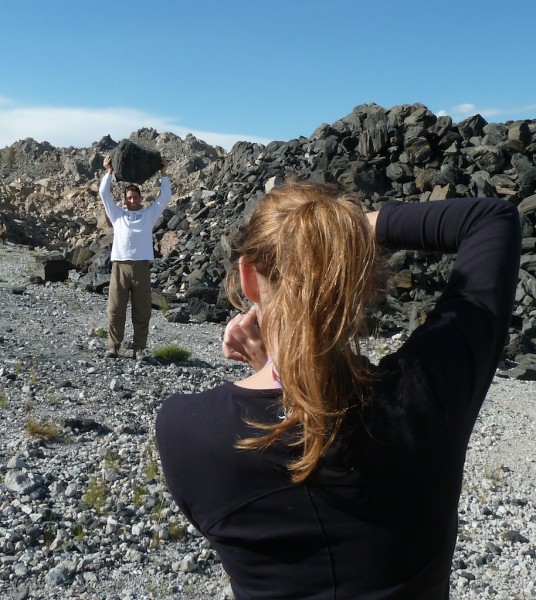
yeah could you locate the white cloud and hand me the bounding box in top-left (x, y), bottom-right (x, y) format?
top-left (0, 100), bottom-right (272, 151)
top-left (436, 102), bottom-right (536, 122)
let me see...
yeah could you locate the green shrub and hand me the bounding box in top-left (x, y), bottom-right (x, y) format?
top-left (152, 344), bottom-right (191, 363)
top-left (104, 451), bottom-right (121, 472)
top-left (145, 458), bottom-right (159, 481)
top-left (133, 484), bottom-right (148, 507)
top-left (168, 522), bottom-right (187, 542)
top-left (83, 477), bottom-right (109, 514)
top-left (25, 417), bottom-right (61, 440)
top-left (74, 523), bottom-right (85, 540)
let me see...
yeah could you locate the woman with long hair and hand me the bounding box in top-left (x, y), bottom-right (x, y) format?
top-left (156, 181), bottom-right (520, 599)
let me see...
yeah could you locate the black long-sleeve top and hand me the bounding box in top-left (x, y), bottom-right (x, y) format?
top-left (156, 197), bottom-right (521, 599)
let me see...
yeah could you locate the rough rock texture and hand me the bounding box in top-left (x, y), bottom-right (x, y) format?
top-left (1, 103), bottom-right (536, 376)
top-left (111, 140), bottom-right (163, 184)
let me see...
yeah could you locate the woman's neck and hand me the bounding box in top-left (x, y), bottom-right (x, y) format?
top-left (234, 361), bottom-right (279, 390)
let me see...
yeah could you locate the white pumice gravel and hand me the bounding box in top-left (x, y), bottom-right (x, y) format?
top-left (1, 243), bottom-right (535, 600)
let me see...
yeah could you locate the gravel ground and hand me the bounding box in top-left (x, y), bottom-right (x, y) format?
top-left (0, 242), bottom-right (535, 599)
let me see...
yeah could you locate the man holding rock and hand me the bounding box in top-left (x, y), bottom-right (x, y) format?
top-left (99, 153), bottom-right (172, 359)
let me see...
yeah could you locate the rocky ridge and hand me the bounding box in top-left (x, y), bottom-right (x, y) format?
top-left (1, 103), bottom-right (535, 377)
top-left (0, 244), bottom-right (535, 599)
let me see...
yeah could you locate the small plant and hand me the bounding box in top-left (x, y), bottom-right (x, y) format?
top-left (151, 530), bottom-right (161, 549)
top-left (73, 523), bottom-right (85, 541)
top-left (83, 477), bottom-right (109, 514)
top-left (95, 327), bottom-right (107, 339)
top-left (160, 298), bottom-right (169, 314)
top-left (168, 522), bottom-right (186, 542)
top-left (151, 500), bottom-right (166, 523)
top-left (43, 527), bottom-right (55, 549)
top-left (47, 394), bottom-right (60, 406)
top-left (133, 484), bottom-right (148, 507)
top-left (143, 438), bottom-right (162, 483)
top-left (14, 362), bottom-right (22, 373)
top-left (103, 451), bottom-right (121, 472)
top-left (145, 458), bottom-right (159, 481)
top-left (25, 417), bottom-right (61, 440)
top-left (67, 300), bottom-right (81, 311)
top-left (152, 343), bottom-right (191, 363)
top-left (30, 364), bottom-right (39, 385)
top-left (0, 391), bottom-right (8, 409)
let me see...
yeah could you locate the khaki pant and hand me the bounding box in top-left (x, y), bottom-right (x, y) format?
top-left (107, 261), bottom-right (152, 351)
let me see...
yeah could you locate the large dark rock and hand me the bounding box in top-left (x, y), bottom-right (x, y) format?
top-left (164, 307), bottom-right (190, 323)
top-left (111, 140), bottom-right (162, 184)
top-left (34, 253), bottom-right (73, 282)
top-left (66, 246), bottom-right (94, 270)
top-left (76, 272), bottom-right (111, 293)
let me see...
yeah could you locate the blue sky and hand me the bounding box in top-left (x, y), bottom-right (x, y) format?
top-left (1, 0), bottom-right (535, 150)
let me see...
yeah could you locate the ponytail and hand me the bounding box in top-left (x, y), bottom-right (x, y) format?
top-left (226, 181), bottom-right (377, 483)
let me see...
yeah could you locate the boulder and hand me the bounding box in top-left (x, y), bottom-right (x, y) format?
top-left (66, 246), bottom-right (94, 270)
top-left (34, 253), bottom-right (73, 282)
top-left (76, 272), bottom-right (111, 292)
top-left (111, 140), bottom-right (162, 184)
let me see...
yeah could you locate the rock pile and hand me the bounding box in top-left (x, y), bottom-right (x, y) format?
top-left (0, 129), bottom-right (223, 249)
top-left (1, 103), bottom-right (536, 377)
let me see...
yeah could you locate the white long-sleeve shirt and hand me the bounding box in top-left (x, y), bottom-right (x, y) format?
top-left (99, 172), bottom-right (172, 261)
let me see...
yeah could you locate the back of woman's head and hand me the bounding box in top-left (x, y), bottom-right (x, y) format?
top-left (227, 180), bottom-right (377, 482)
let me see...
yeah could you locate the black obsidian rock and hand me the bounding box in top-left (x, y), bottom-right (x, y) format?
top-left (111, 140), bottom-right (162, 184)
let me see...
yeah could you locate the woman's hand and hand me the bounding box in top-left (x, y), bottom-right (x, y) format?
top-left (222, 305), bottom-right (267, 371)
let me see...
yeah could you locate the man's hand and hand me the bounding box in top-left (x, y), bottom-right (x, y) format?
top-left (103, 154), bottom-right (113, 174)
top-left (161, 157), bottom-right (168, 175)
top-left (222, 305), bottom-right (267, 371)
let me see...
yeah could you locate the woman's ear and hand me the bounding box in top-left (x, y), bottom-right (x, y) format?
top-left (239, 257), bottom-right (260, 303)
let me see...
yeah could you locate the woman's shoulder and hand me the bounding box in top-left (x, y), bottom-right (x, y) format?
top-left (157, 382), bottom-right (280, 431)
top-left (156, 383), bottom-right (239, 463)
top-left (159, 381), bottom-right (235, 417)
